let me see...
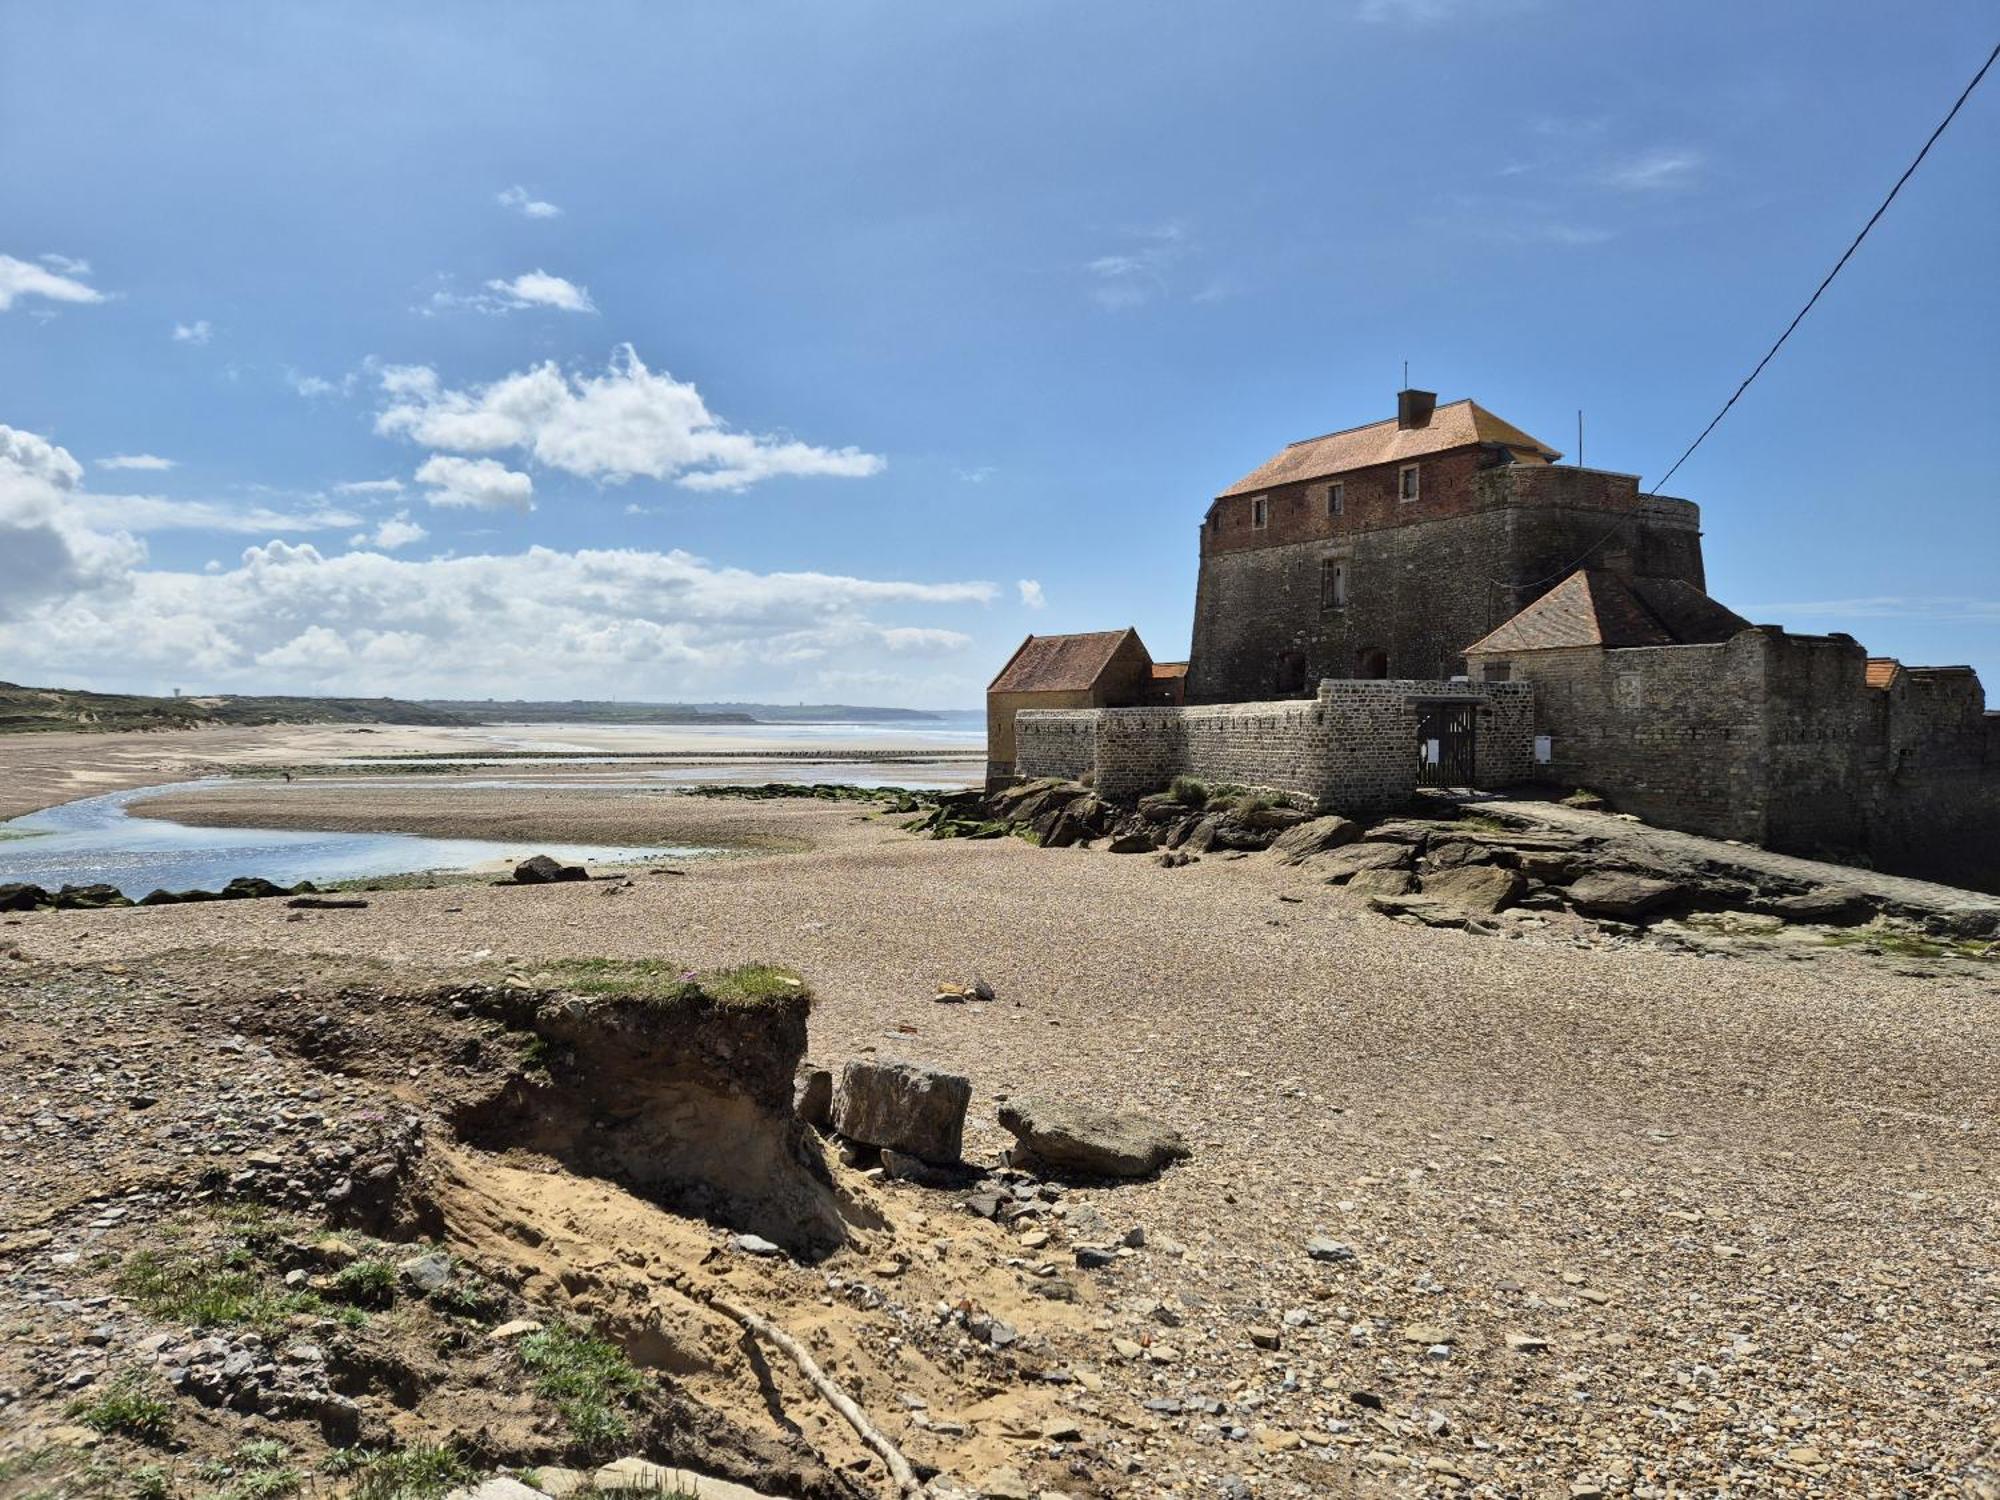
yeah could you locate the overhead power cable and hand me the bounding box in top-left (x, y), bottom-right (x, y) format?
top-left (1646, 39), bottom-right (1999, 495)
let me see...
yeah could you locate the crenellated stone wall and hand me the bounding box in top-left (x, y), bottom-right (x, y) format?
top-left (1014, 680), bottom-right (1533, 814)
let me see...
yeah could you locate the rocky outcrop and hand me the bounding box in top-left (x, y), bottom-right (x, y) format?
top-left (1564, 870), bottom-right (1687, 919)
top-left (1271, 815), bottom-right (1362, 865)
top-left (831, 1058), bottom-right (972, 1166)
top-left (1418, 864), bottom-right (1523, 914)
top-left (513, 854), bottom-right (588, 885)
top-left (996, 1097), bottom-right (1190, 1179)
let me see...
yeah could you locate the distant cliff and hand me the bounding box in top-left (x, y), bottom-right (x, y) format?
top-left (0, 682), bottom-right (474, 734)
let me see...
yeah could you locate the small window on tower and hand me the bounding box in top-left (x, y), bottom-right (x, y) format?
top-left (1321, 557), bottom-right (1348, 610)
top-left (1250, 495), bottom-right (1268, 529)
top-left (1328, 482), bottom-right (1344, 517)
top-left (1398, 464), bottom-right (1420, 502)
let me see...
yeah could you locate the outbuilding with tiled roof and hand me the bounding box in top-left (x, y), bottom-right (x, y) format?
top-left (986, 628), bottom-right (1157, 780)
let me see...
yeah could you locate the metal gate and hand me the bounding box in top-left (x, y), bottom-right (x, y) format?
top-left (1415, 701), bottom-right (1478, 788)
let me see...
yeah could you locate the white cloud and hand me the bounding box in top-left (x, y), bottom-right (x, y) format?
top-left (1017, 579), bottom-right (1046, 609)
top-left (0, 516), bottom-right (999, 699)
top-left (289, 370), bottom-right (358, 399)
top-left (172, 319), bottom-right (213, 345)
top-left (0, 425), bottom-right (142, 621)
top-left (96, 454), bottom-right (177, 472)
top-left (1086, 223), bottom-right (1201, 311)
top-left (376, 346), bottom-right (885, 494)
top-left (63, 495), bottom-right (362, 535)
top-left (332, 478), bottom-right (405, 496)
top-left (497, 185), bottom-right (562, 219)
top-left (415, 454), bottom-right (535, 512)
top-left (40, 253), bottom-right (91, 276)
top-left (956, 465), bottom-right (996, 484)
top-left (1601, 148), bottom-right (1703, 192)
top-left (485, 270), bottom-right (596, 313)
top-left (0, 253), bottom-right (106, 312)
top-left (351, 511), bottom-right (428, 551)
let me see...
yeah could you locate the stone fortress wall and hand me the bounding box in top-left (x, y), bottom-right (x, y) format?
top-left (1014, 680), bottom-right (1533, 814)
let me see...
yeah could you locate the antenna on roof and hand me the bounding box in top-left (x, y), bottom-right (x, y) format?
top-left (1402, 360), bottom-right (1409, 388)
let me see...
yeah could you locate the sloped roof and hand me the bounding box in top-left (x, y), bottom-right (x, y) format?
top-left (989, 629), bottom-right (1143, 693)
top-left (1865, 658), bottom-right (1902, 691)
top-left (1150, 661), bottom-right (1189, 680)
top-left (1220, 399), bottom-right (1560, 498)
top-left (1463, 570), bottom-right (1751, 655)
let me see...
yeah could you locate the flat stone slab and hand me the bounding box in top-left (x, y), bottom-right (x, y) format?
top-left (997, 1096), bottom-right (1191, 1178)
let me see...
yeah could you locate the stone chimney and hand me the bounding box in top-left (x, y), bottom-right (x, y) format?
top-left (1396, 388), bottom-right (1437, 429)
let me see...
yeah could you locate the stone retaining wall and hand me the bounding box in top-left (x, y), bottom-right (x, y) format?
top-left (1014, 680), bottom-right (1533, 813)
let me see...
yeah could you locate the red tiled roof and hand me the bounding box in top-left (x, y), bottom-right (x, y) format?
top-left (988, 629), bottom-right (1141, 693)
top-left (1865, 658), bottom-right (1902, 690)
top-left (1150, 661), bottom-right (1189, 679)
top-left (1463, 571), bottom-right (1750, 655)
top-left (1220, 399), bottom-right (1560, 498)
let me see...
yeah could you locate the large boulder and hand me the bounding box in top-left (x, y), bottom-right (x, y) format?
top-left (996, 1097), bottom-right (1190, 1179)
top-left (1271, 815), bottom-right (1362, 865)
top-left (53, 884), bottom-right (131, 910)
top-left (832, 1059), bottom-right (972, 1165)
top-left (0, 883), bottom-right (50, 912)
top-left (1565, 869), bottom-right (1686, 919)
top-left (1238, 803), bottom-right (1311, 832)
top-left (1135, 793), bottom-right (1190, 825)
top-left (1419, 864), bottom-right (1523, 914)
top-left (1345, 867), bottom-right (1415, 897)
top-left (514, 854), bottom-right (588, 885)
top-left (1318, 842), bottom-right (1415, 882)
top-left (1762, 886), bottom-right (1875, 926)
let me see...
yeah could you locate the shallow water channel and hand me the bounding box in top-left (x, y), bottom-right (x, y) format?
top-left (0, 781), bottom-right (687, 898)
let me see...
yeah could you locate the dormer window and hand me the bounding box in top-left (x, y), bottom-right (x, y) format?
top-left (1398, 464), bottom-right (1420, 503)
top-left (1328, 482), bottom-right (1344, 517)
top-left (1250, 495), bottom-right (1268, 529)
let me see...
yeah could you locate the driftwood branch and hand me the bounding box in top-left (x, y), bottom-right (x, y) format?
top-left (706, 1291), bottom-right (923, 1498)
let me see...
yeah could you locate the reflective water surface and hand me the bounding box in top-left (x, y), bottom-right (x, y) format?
top-left (0, 782), bottom-right (687, 898)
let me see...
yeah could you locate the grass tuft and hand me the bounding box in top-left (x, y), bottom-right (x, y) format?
top-left (332, 1257), bottom-right (397, 1308)
top-left (1168, 775), bottom-right (1209, 808)
top-left (347, 1444), bottom-right (470, 1500)
top-left (517, 1321), bottom-right (647, 1456)
top-left (539, 956), bottom-right (806, 1007)
top-left (70, 1374), bottom-right (174, 1446)
top-left (115, 1246), bottom-right (324, 1338)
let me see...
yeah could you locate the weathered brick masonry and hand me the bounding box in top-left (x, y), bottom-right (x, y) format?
top-left (1189, 463), bottom-right (1704, 700)
top-left (1015, 680), bottom-right (1532, 814)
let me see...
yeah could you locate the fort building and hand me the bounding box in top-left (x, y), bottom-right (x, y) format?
top-left (988, 388), bottom-right (1999, 891)
top-left (1186, 389), bottom-right (1705, 700)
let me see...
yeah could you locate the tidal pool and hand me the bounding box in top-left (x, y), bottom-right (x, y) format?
top-left (0, 781), bottom-right (689, 899)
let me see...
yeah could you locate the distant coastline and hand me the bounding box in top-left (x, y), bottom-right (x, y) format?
top-left (0, 680), bottom-right (970, 736)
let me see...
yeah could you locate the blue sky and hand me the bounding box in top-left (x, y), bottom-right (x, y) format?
top-left (3, 1), bottom-right (1995, 706)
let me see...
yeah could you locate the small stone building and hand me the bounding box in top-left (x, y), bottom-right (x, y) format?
top-left (1466, 572), bottom-right (2000, 890)
top-left (985, 628), bottom-right (1156, 784)
top-left (1187, 389), bottom-right (1707, 699)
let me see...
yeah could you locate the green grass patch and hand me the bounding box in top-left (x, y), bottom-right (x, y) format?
top-left (517, 1321), bottom-right (647, 1456)
top-left (1449, 814), bottom-right (1511, 834)
top-left (114, 1244), bottom-right (324, 1339)
top-left (1168, 775), bottom-right (1209, 809)
top-left (1821, 928), bottom-right (1994, 961)
top-left (347, 1444), bottom-right (470, 1500)
top-left (332, 1257), bottom-right (398, 1308)
top-left (69, 1374), bottom-right (174, 1446)
top-left (538, 956), bottom-right (805, 1007)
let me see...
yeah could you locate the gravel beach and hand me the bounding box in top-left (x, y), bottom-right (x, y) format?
top-left (4, 767), bottom-right (1997, 1496)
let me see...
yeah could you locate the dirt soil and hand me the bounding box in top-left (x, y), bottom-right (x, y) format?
top-left (2, 766), bottom-right (1998, 1498)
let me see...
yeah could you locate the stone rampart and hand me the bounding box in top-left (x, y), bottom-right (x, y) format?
top-left (1014, 680), bottom-right (1532, 813)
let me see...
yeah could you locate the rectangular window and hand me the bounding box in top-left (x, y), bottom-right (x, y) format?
top-left (1398, 464), bottom-right (1420, 502)
top-left (1328, 482), bottom-right (1344, 517)
top-left (1250, 495), bottom-right (1268, 529)
top-left (1320, 557), bottom-right (1347, 610)
top-left (1483, 661), bottom-right (1511, 682)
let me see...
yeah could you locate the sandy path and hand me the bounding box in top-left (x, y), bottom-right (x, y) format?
top-left (6, 788), bottom-right (1996, 1493)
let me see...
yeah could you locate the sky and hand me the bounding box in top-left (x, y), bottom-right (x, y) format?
top-left (3, 1), bottom-right (1996, 708)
